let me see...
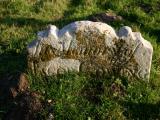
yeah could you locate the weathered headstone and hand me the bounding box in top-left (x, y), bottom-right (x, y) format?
top-left (27, 21), bottom-right (153, 81)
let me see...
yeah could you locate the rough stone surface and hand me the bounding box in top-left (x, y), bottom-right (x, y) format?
top-left (27, 21), bottom-right (153, 81)
top-left (10, 73), bottom-right (29, 98)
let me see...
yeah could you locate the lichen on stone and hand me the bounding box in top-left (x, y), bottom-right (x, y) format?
top-left (27, 21), bottom-right (153, 81)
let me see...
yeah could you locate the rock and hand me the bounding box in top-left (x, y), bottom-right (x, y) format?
top-left (27, 21), bottom-right (153, 81)
top-left (9, 73), bottom-right (29, 98)
top-left (0, 72), bottom-right (29, 101)
top-left (17, 73), bottom-right (29, 92)
top-left (47, 113), bottom-right (54, 120)
top-left (89, 12), bottom-right (123, 23)
top-left (10, 87), bottom-right (18, 98)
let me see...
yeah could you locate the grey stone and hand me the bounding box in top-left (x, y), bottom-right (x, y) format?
top-left (27, 21), bottom-right (153, 81)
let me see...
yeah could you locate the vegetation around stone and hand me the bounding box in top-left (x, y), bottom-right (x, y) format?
top-left (0, 0), bottom-right (160, 119)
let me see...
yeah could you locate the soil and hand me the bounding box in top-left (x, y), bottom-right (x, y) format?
top-left (88, 12), bottom-right (123, 23)
top-left (0, 72), bottom-right (47, 120)
top-left (4, 91), bottom-right (43, 120)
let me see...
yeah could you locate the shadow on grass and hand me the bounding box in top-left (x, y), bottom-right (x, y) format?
top-left (122, 101), bottom-right (160, 120)
top-left (70, 0), bottom-right (84, 7)
top-left (80, 74), bottom-right (105, 105)
top-left (0, 52), bottom-right (27, 118)
top-left (0, 53), bottom-right (27, 102)
top-left (143, 28), bottom-right (160, 43)
top-left (0, 15), bottom-right (88, 30)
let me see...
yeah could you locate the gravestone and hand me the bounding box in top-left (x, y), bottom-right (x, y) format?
top-left (27, 21), bottom-right (153, 81)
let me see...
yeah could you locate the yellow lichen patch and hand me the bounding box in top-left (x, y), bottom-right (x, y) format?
top-left (63, 49), bottom-right (79, 59)
top-left (39, 45), bottom-right (57, 62)
top-left (74, 28), bottom-right (111, 74)
top-left (76, 28), bottom-right (107, 58)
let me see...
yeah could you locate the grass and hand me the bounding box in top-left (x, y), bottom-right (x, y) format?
top-left (0, 0), bottom-right (160, 119)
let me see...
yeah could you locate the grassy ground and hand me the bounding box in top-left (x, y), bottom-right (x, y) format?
top-left (0, 0), bottom-right (160, 119)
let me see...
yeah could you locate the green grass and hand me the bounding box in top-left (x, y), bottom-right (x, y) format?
top-left (0, 0), bottom-right (160, 119)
